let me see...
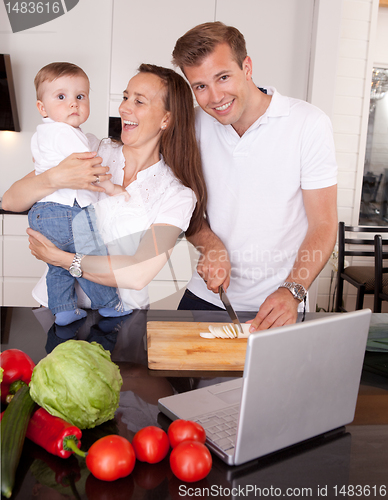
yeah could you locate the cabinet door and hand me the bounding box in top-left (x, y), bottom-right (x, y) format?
top-left (216, 0), bottom-right (314, 100)
top-left (110, 0), bottom-right (216, 115)
top-left (111, 0), bottom-right (314, 115)
top-left (3, 278), bottom-right (42, 307)
top-left (3, 216), bottom-right (47, 278)
top-left (3, 215), bottom-right (46, 307)
top-left (0, 215), bottom-right (2, 305)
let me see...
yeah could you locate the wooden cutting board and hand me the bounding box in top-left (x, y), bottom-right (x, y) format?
top-left (147, 321), bottom-right (248, 371)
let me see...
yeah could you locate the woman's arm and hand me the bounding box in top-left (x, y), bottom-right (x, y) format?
top-left (27, 224), bottom-right (182, 290)
top-left (2, 152), bottom-right (111, 212)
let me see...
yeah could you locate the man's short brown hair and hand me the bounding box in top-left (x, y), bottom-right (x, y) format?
top-left (34, 62), bottom-right (89, 100)
top-left (172, 22), bottom-right (248, 72)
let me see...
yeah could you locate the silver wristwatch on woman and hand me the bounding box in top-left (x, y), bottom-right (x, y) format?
top-left (69, 253), bottom-right (85, 278)
top-left (278, 281), bottom-right (307, 302)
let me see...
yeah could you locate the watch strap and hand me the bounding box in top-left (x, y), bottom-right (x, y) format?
top-left (69, 253), bottom-right (84, 277)
top-left (278, 281), bottom-right (307, 302)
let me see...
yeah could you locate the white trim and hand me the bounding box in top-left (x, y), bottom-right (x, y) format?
top-left (352, 0), bottom-right (381, 226)
top-left (307, 0), bottom-right (344, 119)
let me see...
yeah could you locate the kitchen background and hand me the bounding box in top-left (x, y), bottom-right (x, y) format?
top-left (0, 0), bottom-right (387, 312)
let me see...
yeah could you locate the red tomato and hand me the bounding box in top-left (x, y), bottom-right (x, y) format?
top-left (131, 426), bottom-right (170, 464)
top-left (168, 419), bottom-right (206, 448)
top-left (169, 441), bottom-right (212, 482)
top-left (86, 435), bottom-right (136, 481)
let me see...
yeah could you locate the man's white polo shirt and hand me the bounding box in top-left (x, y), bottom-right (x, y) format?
top-left (187, 87), bottom-right (338, 311)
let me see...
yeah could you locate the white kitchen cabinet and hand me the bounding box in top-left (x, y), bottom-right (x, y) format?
top-left (110, 0), bottom-right (315, 117)
top-left (1, 214), bottom-right (198, 310)
top-left (109, 0), bottom-right (216, 116)
top-left (2, 215), bottom-right (46, 307)
top-left (215, 0), bottom-right (314, 100)
top-left (149, 237), bottom-right (199, 309)
top-left (0, 214), bottom-right (3, 306)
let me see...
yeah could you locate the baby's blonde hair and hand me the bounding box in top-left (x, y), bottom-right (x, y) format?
top-left (34, 62), bottom-right (89, 100)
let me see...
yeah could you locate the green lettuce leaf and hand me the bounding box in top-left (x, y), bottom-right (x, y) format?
top-left (29, 340), bottom-right (122, 429)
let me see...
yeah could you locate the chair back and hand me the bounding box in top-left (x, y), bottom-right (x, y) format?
top-left (338, 222), bottom-right (388, 275)
top-left (374, 234), bottom-right (388, 311)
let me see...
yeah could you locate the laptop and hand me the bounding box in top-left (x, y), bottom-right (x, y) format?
top-left (158, 309), bottom-right (371, 465)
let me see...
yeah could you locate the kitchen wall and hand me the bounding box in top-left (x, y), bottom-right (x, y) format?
top-left (0, 0), bottom-right (384, 311)
top-left (363, 8), bottom-right (388, 194)
top-left (318, 0), bottom-right (385, 312)
top-left (0, 0), bottom-right (113, 193)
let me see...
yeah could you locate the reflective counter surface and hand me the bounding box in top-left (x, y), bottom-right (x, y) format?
top-left (1, 307), bottom-right (388, 500)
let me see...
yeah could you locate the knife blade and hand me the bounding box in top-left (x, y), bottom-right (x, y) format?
top-left (219, 285), bottom-right (243, 334)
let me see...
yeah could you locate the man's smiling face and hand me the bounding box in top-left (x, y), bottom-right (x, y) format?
top-left (184, 42), bottom-right (253, 129)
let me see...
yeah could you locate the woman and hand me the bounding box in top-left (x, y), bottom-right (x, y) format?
top-left (3, 64), bottom-right (207, 310)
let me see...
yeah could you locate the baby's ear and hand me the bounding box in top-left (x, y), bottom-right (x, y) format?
top-left (36, 100), bottom-right (48, 118)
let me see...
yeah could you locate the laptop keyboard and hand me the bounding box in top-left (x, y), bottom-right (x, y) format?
top-left (193, 405), bottom-right (240, 452)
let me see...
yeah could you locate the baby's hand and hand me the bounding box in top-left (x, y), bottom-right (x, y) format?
top-left (112, 185), bottom-right (130, 202)
top-left (102, 181), bottom-right (129, 201)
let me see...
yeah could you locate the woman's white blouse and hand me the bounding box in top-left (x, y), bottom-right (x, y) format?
top-left (32, 135), bottom-right (197, 311)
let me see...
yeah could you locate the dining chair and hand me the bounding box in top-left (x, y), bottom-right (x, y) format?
top-left (335, 221), bottom-right (388, 312)
top-left (373, 234), bottom-right (388, 312)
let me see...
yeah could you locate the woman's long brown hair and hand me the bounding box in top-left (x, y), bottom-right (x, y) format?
top-left (138, 64), bottom-right (207, 237)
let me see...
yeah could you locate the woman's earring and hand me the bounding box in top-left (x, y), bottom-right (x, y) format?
top-left (161, 124), bottom-right (167, 130)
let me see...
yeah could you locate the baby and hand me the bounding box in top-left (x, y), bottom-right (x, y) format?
top-left (28, 62), bottom-right (130, 326)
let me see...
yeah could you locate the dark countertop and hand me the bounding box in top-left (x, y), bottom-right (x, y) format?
top-left (1, 307), bottom-right (388, 499)
top-left (0, 208), bottom-right (29, 215)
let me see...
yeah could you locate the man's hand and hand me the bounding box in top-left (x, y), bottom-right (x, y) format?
top-left (187, 219), bottom-right (231, 293)
top-left (197, 243), bottom-right (231, 293)
top-left (247, 288), bottom-right (299, 331)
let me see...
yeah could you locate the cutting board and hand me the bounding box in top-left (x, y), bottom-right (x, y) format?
top-left (147, 321), bottom-right (248, 371)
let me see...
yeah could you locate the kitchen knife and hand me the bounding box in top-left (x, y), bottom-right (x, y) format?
top-left (219, 285), bottom-right (243, 335)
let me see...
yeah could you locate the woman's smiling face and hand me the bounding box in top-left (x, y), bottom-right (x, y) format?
top-left (119, 72), bottom-right (170, 149)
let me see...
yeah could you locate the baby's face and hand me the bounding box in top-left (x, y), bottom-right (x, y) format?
top-left (37, 75), bottom-right (90, 128)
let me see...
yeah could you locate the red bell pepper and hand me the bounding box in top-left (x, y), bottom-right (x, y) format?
top-left (1, 348), bottom-right (83, 459)
top-left (26, 407), bottom-right (83, 459)
top-left (0, 349), bottom-right (35, 403)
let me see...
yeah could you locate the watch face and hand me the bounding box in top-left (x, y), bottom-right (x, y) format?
top-left (280, 282), bottom-right (306, 301)
top-left (69, 266), bottom-right (82, 278)
top-left (294, 285), bottom-right (306, 300)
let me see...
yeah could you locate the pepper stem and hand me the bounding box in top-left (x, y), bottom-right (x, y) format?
top-left (63, 436), bottom-right (87, 458)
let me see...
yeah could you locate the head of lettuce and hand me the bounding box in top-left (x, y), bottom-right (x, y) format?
top-left (29, 340), bottom-right (123, 429)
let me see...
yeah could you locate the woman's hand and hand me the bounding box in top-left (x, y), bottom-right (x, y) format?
top-left (2, 152), bottom-right (113, 213)
top-left (27, 228), bottom-right (73, 269)
top-left (48, 152), bottom-right (112, 192)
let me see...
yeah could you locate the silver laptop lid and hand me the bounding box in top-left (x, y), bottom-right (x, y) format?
top-left (234, 309), bottom-right (371, 464)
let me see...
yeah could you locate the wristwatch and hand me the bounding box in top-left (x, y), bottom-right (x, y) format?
top-left (278, 282), bottom-right (307, 302)
top-left (69, 253), bottom-right (84, 278)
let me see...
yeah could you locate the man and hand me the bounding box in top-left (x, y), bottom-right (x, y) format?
top-left (173, 22), bottom-right (338, 331)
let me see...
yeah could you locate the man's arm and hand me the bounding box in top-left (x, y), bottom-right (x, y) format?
top-left (186, 218), bottom-right (231, 292)
top-left (248, 184), bottom-right (338, 331)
